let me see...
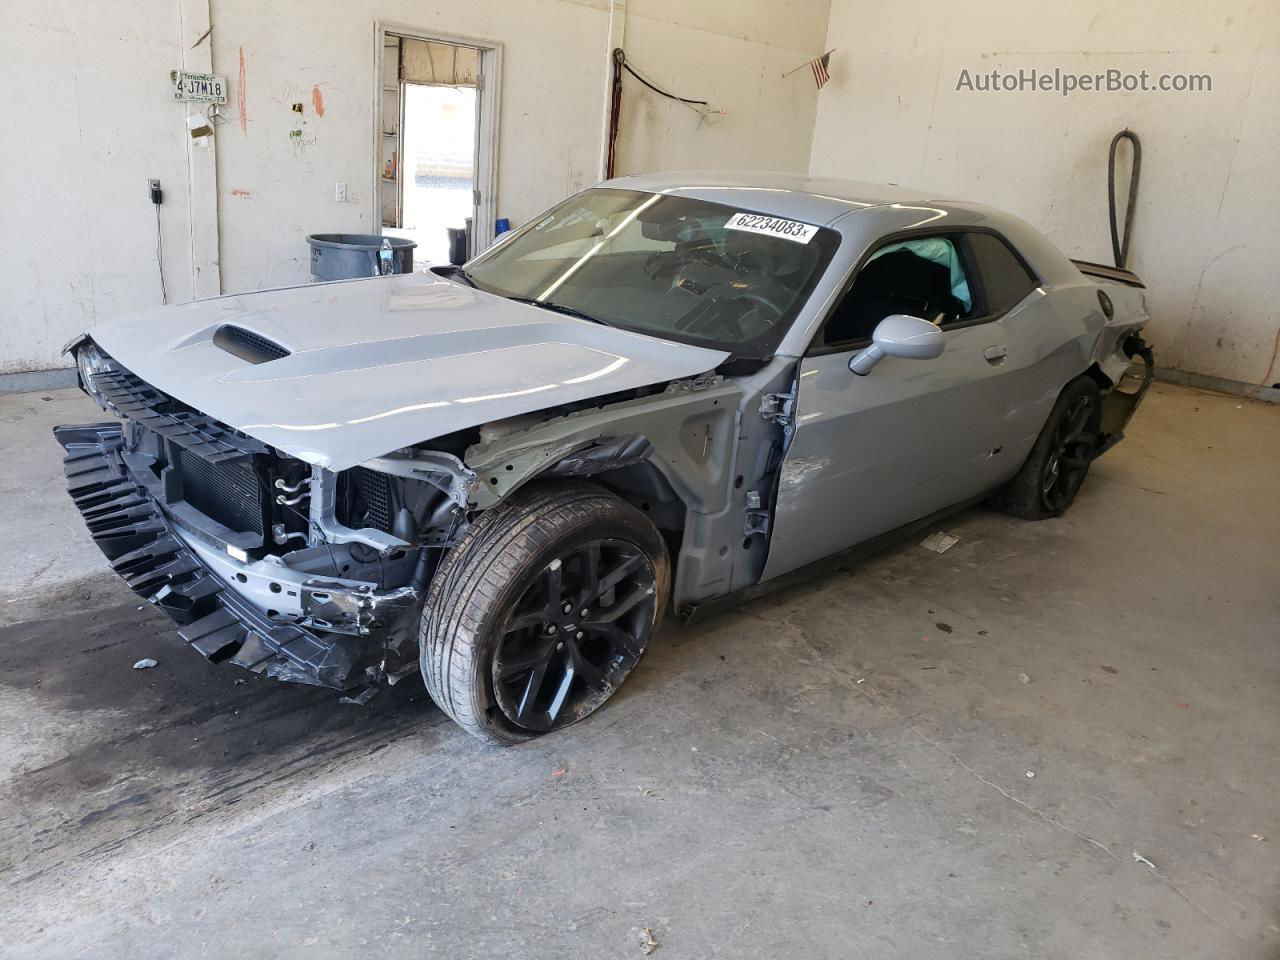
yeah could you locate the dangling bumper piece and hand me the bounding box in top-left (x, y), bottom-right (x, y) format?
top-left (53, 423), bottom-right (372, 689)
top-left (1096, 334), bottom-right (1154, 457)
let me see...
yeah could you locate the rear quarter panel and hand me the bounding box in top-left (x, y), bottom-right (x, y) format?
top-left (996, 284), bottom-right (1108, 463)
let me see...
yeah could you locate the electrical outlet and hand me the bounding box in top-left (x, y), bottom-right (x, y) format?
top-left (148, 179), bottom-right (162, 205)
top-left (334, 181), bottom-right (347, 203)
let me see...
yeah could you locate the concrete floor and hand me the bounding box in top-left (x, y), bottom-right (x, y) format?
top-left (1, 383), bottom-right (1276, 959)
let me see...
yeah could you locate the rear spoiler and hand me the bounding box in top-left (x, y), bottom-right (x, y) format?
top-left (1071, 258), bottom-right (1145, 289)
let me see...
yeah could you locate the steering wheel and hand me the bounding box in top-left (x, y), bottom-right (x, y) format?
top-left (645, 238), bottom-right (729, 281)
top-left (734, 288), bottom-right (790, 324)
top-left (680, 288), bottom-right (790, 341)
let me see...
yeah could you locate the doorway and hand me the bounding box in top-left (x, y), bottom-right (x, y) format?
top-left (376, 30), bottom-right (500, 266)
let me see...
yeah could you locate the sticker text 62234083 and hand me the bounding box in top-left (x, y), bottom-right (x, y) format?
top-left (723, 212), bottom-right (818, 244)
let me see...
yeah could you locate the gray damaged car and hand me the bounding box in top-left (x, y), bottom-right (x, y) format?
top-left (55, 172), bottom-right (1153, 743)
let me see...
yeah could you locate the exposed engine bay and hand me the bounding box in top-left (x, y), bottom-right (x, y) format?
top-left (58, 342), bottom-right (482, 694)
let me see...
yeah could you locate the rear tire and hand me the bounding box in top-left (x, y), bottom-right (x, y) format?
top-left (419, 482), bottom-right (670, 745)
top-left (991, 376), bottom-right (1102, 520)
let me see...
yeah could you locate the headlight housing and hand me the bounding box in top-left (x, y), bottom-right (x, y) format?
top-left (74, 341), bottom-right (118, 409)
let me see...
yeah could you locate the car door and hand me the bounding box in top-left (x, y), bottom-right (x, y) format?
top-left (761, 230), bottom-right (1041, 581)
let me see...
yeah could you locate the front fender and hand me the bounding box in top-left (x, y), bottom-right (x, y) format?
top-left (464, 380), bottom-right (742, 516)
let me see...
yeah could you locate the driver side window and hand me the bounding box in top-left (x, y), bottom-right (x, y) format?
top-left (820, 235), bottom-right (975, 348)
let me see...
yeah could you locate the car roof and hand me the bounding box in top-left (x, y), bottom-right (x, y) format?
top-left (598, 170), bottom-right (956, 226)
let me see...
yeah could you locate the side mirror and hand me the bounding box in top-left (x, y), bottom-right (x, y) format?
top-left (849, 314), bottom-right (945, 376)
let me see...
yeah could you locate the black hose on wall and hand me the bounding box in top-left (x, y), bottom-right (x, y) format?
top-left (1108, 129), bottom-right (1142, 269)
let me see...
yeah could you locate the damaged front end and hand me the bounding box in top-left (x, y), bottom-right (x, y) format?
top-left (54, 342), bottom-right (476, 694)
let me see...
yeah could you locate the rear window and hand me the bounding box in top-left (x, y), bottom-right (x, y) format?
top-left (967, 233), bottom-right (1038, 315)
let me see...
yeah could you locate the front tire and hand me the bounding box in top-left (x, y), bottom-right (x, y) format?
top-left (991, 376), bottom-right (1102, 520)
top-left (420, 482), bottom-right (670, 745)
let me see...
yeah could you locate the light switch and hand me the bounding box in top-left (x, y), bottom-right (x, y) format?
top-left (334, 182), bottom-right (347, 203)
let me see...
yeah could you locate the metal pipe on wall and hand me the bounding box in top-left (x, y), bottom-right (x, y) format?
top-left (596, 0), bottom-right (626, 182)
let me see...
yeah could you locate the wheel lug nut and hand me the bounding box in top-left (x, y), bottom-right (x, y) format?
top-left (576, 631), bottom-right (584, 640)
top-left (556, 641), bottom-right (564, 650)
top-left (562, 601), bottom-right (573, 614)
top-left (580, 609), bottom-right (588, 618)
top-left (546, 625), bottom-right (557, 635)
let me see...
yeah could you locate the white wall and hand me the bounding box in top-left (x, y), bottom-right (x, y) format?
top-left (208, 0), bottom-right (608, 294)
top-left (0, 0), bottom-right (196, 375)
top-left (209, 0), bottom-right (832, 293)
top-left (810, 0), bottom-right (1279, 385)
top-left (1, 0), bottom-right (831, 374)
top-left (3, 0), bottom-right (1274, 387)
top-left (612, 0), bottom-right (833, 173)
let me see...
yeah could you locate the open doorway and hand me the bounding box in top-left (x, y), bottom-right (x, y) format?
top-left (377, 31), bottom-right (499, 265)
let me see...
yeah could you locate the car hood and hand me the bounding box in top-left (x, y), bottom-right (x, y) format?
top-left (90, 272), bottom-right (729, 471)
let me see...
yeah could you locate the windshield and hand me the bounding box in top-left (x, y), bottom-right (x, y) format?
top-left (463, 188), bottom-right (840, 359)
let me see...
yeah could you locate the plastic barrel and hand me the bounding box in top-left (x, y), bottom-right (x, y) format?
top-left (306, 234), bottom-right (417, 281)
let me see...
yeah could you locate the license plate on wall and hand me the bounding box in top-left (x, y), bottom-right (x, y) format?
top-left (171, 70), bottom-right (227, 104)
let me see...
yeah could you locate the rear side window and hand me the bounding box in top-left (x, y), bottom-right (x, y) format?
top-left (967, 233), bottom-right (1038, 315)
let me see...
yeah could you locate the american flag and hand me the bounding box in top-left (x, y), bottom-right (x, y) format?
top-left (810, 51), bottom-right (832, 89)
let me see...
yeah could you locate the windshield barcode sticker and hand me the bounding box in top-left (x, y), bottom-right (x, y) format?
top-left (724, 212), bottom-right (818, 244)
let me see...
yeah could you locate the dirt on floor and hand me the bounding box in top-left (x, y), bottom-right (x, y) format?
top-left (0, 577), bottom-right (447, 892)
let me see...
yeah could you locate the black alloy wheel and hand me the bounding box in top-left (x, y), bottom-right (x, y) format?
top-left (419, 482), bottom-right (670, 745)
top-left (492, 539), bottom-right (655, 733)
top-left (1040, 392), bottom-right (1099, 513)
top-left (990, 375), bottom-right (1103, 521)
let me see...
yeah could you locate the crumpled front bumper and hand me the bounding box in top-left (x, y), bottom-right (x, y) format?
top-left (53, 423), bottom-right (380, 689)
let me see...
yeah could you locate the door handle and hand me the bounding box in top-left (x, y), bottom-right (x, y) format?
top-left (983, 345), bottom-right (1008, 364)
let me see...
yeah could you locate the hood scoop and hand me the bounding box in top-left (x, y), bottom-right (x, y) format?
top-left (213, 325), bottom-right (290, 364)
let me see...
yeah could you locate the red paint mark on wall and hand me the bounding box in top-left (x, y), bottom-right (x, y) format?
top-left (237, 48), bottom-right (248, 133)
top-left (230, 189), bottom-right (252, 198)
top-left (311, 85), bottom-right (326, 118)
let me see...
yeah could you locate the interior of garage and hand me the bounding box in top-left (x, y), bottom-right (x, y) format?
top-left (1, 1), bottom-right (1277, 957)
